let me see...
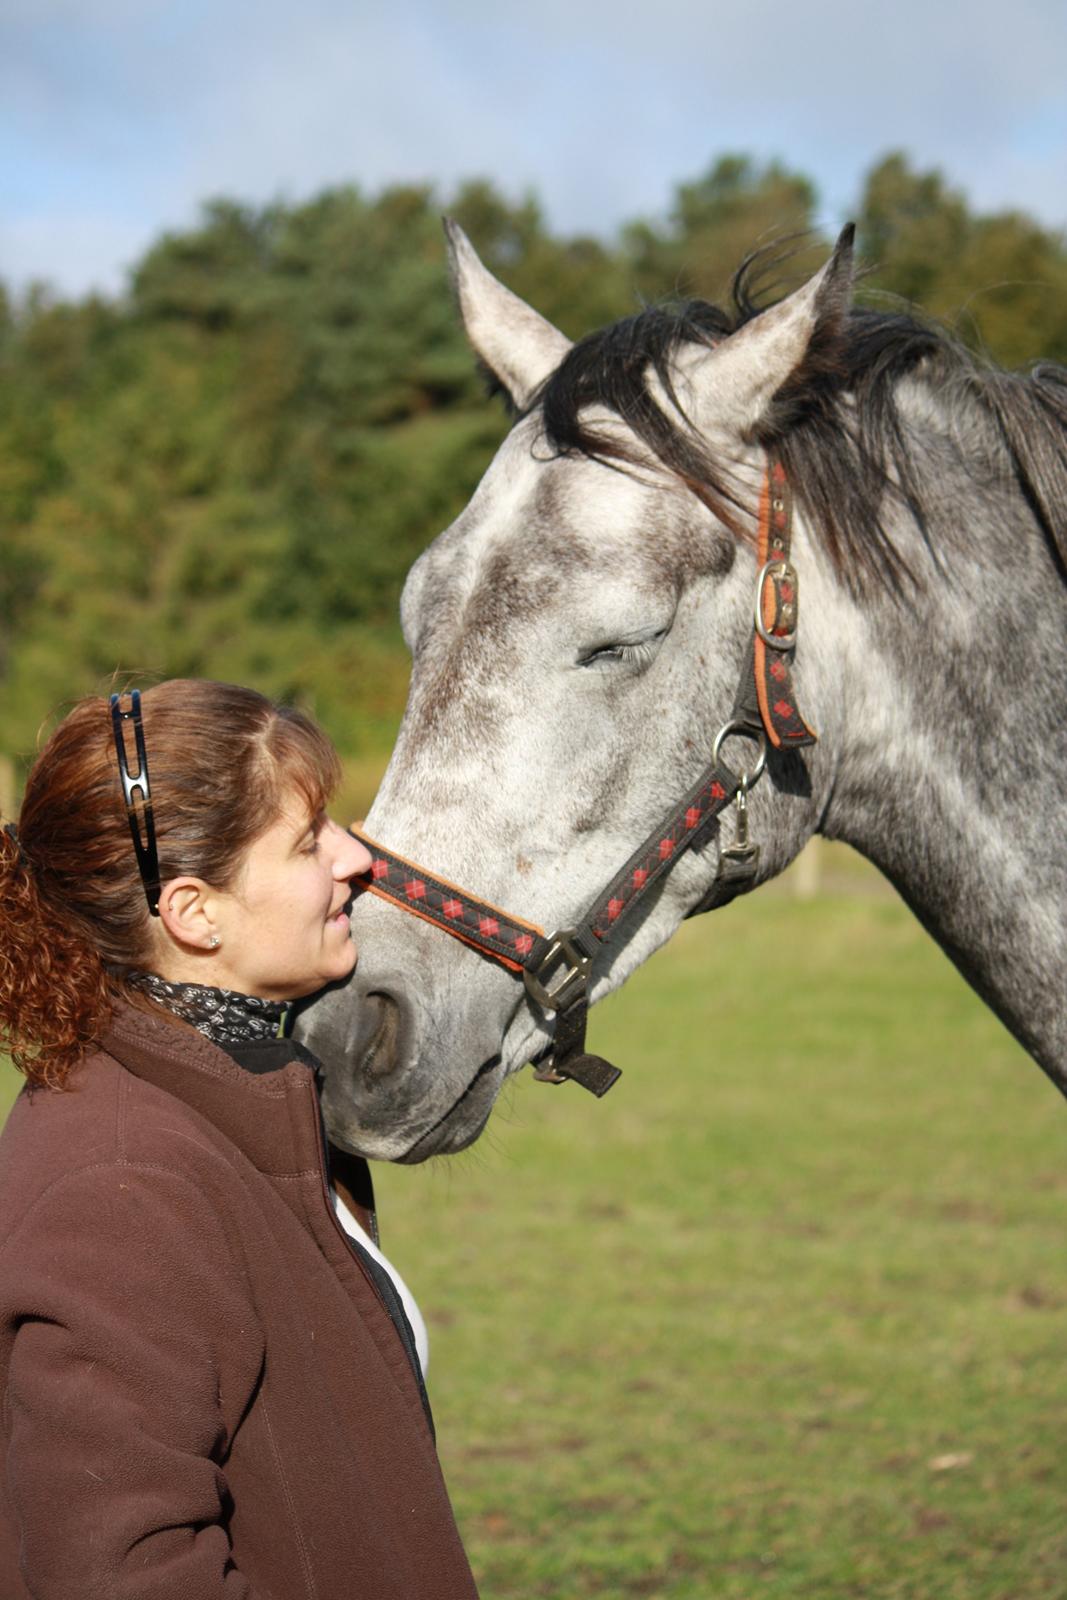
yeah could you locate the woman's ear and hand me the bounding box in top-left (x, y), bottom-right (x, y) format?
top-left (156, 878), bottom-right (220, 952)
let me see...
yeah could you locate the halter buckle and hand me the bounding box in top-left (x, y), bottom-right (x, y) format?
top-left (755, 559), bottom-right (799, 650)
top-left (523, 929), bottom-right (591, 1014)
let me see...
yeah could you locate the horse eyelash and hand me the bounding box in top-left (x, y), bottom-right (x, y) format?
top-left (579, 631), bottom-right (667, 670)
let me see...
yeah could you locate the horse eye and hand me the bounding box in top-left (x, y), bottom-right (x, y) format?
top-left (578, 628), bottom-right (668, 670)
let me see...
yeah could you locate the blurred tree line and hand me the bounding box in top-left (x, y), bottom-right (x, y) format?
top-left (2, 151), bottom-right (1065, 763)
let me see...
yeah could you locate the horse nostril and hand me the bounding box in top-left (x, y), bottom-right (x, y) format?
top-left (359, 991), bottom-right (402, 1081)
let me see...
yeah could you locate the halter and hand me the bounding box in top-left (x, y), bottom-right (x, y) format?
top-left (351, 460), bottom-right (816, 1096)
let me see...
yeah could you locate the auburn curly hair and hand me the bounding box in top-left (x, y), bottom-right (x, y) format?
top-left (0, 680), bottom-right (340, 1090)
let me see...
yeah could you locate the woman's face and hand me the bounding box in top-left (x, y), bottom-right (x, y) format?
top-left (204, 800), bottom-right (373, 1000)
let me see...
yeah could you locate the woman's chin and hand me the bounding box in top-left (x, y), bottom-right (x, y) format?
top-left (324, 942), bottom-right (358, 986)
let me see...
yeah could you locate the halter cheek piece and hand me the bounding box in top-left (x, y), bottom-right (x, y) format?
top-left (351, 460), bottom-right (816, 1096)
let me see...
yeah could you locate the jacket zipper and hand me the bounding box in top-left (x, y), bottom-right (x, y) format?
top-left (303, 1076), bottom-right (436, 1437)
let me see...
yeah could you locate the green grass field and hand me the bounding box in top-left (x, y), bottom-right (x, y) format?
top-left (373, 885), bottom-right (1067, 1599)
top-left (3, 876), bottom-right (1065, 1597)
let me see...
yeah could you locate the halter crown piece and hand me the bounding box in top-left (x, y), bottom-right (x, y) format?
top-left (351, 459), bottom-right (816, 1097)
top-left (110, 691), bottom-right (162, 916)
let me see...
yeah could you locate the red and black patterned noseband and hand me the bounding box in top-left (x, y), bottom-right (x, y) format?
top-left (351, 458), bottom-right (816, 1097)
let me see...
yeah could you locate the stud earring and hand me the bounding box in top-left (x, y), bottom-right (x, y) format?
top-left (209, 934), bottom-right (220, 949)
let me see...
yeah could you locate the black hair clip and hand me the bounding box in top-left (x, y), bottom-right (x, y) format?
top-left (110, 691), bottom-right (162, 916)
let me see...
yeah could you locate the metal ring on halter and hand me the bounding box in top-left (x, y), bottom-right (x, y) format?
top-left (711, 720), bottom-right (767, 786)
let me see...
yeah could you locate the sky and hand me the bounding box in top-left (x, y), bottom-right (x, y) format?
top-left (2, 0), bottom-right (1065, 300)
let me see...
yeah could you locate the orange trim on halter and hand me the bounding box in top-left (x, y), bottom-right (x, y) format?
top-left (753, 467), bottom-right (817, 749)
top-left (354, 883), bottom-right (531, 972)
top-left (754, 473), bottom-right (778, 743)
top-left (351, 827), bottom-right (547, 975)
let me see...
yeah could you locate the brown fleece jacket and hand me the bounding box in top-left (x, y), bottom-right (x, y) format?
top-left (0, 1001), bottom-right (479, 1599)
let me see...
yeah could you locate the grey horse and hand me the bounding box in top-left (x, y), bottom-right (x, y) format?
top-left (299, 224), bottom-right (1067, 1163)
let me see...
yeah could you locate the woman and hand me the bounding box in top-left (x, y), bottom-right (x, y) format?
top-left (0, 679), bottom-right (478, 1599)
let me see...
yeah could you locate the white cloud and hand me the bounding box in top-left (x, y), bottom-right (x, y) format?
top-left (0, 0), bottom-right (1063, 297)
top-left (0, 211), bottom-right (153, 297)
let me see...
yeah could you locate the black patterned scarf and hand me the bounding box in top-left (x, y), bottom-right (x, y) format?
top-left (127, 972), bottom-right (289, 1046)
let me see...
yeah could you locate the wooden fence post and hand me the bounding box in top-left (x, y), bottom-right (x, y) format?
top-left (0, 755), bottom-right (15, 823)
top-left (792, 836), bottom-right (822, 899)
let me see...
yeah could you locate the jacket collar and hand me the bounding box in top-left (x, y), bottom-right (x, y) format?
top-left (100, 998), bottom-right (324, 1178)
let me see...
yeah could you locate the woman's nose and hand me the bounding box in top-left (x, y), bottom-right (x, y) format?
top-left (330, 822), bottom-right (372, 878)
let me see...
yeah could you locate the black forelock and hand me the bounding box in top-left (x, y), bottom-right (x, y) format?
top-left (526, 249), bottom-right (1067, 596)
top-left (536, 299), bottom-right (737, 512)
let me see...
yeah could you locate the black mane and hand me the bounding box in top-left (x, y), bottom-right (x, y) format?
top-left (534, 255), bottom-right (1067, 594)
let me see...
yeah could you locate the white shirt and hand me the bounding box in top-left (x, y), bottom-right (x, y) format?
top-left (332, 1190), bottom-right (429, 1377)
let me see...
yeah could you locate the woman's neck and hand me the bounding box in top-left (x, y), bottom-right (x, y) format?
top-left (126, 971), bottom-right (289, 1047)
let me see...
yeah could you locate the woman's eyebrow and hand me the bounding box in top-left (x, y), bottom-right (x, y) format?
top-left (288, 811), bottom-right (324, 849)
top-left (299, 810), bottom-right (328, 840)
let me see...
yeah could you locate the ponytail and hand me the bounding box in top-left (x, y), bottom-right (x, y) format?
top-left (0, 825), bottom-right (112, 1089)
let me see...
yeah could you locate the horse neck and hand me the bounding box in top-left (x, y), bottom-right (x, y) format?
top-left (815, 482), bottom-right (1067, 1092)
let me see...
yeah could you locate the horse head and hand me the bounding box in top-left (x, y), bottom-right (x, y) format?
top-left (298, 225), bottom-right (864, 1160)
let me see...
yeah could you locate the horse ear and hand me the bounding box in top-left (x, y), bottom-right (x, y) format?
top-left (682, 225), bottom-right (856, 443)
top-left (443, 218), bottom-right (572, 409)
